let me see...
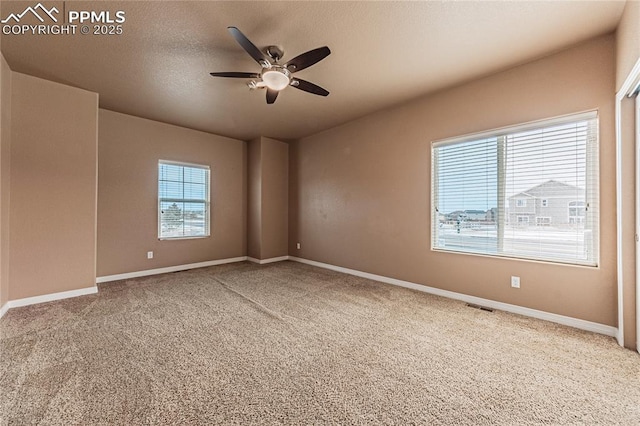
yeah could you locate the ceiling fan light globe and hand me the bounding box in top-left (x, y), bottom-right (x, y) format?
top-left (262, 70), bottom-right (290, 91)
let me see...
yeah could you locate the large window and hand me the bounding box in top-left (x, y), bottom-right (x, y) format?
top-left (431, 111), bottom-right (599, 266)
top-left (158, 161), bottom-right (210, 239)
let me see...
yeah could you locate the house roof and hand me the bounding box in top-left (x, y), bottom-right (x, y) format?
top-left (510, 192), bottom-right (537, 199)
top-left (509, 180), bottom-right (583, 200)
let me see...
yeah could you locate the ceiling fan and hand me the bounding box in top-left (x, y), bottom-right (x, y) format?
top-left (210, 27), bottom-right (331, 104)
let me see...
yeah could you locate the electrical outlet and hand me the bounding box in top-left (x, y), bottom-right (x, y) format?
top-left (296, 242), bottom-right (301, 250)
top-left (511, 276), bottom-right (520, 288)
top-left (147, 251), bottom-right (153, 259)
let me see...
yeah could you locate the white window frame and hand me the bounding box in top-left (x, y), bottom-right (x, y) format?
top-left (541, 199), bottom-right (548, 207)
top-left (536, 216), bottom-right (551, 226)
top-left (516, 199), bottom-right (527, 207)
top-left (431, 111), bottom-right (599, 266)
top-left (568, 200), bottom-right (586, 220)
top-left (158, 160), bottom-right (211, 240)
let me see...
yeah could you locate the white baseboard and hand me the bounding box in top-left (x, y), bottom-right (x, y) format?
top-left (3, 255), bottom-right (618, 339)
top-left (96, 256), bottom-right (248, 283)
top-left (617, 329), bottom-right (624, 348)
top-left (3, 286), bottom-right (98, 312)
top-left (247, 256), bottom-right (290, 265)
top-left (289, 256), bottom-right (618, 338)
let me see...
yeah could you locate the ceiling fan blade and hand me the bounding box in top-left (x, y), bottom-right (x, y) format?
top-left (227, 26), bottom-right (270, 67)
top-left (266, 88), bottom-right (279, 104)
top-left (285, 46), bottom-right (331, 73)
top-left (210, 72), bottom-right (260, 78)
top-left (291, 78), bottom-right (329, 96)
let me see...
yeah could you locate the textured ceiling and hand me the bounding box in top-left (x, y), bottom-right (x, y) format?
top-left (0, 1), bottom-right (626, 141)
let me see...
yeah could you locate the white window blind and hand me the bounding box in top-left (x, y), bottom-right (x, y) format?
top-left (432, 111), bottom-right (599, 266)
top-left (158, 161), bottom-right (210, 239)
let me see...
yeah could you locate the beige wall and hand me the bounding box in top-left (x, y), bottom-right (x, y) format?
top-left (247, 137), bottom-right (289, 260)
top-left (291, 35), bottom-right (617, 326)
top-left (615, 1), bottom-right (639, 349)
top-left (0, 53), bottom-right (11, 308)
top-left (10, 72), bottom-right (98, 300)
top-left (616, 0), bottom-right (640, 91)
top-left (618, 98), bottom-right (636, 349)
top-left (97, 109), bottom-right (245, 277)
top-left (260, 137), bottom-right (289, 259)
top-left (247, 138), bottom-right (262, 259)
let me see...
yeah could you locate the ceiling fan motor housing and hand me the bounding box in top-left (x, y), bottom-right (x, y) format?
top-left (266, 45), bottom-right (284, 62)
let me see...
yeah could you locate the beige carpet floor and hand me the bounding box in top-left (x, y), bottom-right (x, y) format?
top-left (1, 260), bottom-right (639, 425)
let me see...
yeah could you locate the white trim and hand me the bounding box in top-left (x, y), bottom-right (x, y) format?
top-left (158, 159), bottom-right (210, 170)
top-left (96, 256), bottom-right (248, 283)
top-left (636, 95), bottom-right (640, 355)
top-left (633, 79), bottom-right (640, 352)
top-left (614, 56), bottom-right (640, 348)
top-left (615, 95), bottom-right (625, 347)
top-left (247, 256), bottom-right (290, 265)
top-left (627, 70), bottom-right (640, 99)
top-left (289, 257), bottom-right (617, 338)
top-left (0, 302), bottom-right (9, 318)
top-left (5, 286), bottom-right (98, 310)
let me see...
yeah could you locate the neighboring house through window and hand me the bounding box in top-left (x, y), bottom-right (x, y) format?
top-left (431, 111), bottom-right (599, 266)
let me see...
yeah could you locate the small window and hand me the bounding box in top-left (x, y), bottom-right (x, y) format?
top-left (158, 161), bottom-right (210, 239)
top-left (536, 217), bottom-right (551, 226)
top-left (516, 199), bottom-right (527, 207)
top-left (568, 201), bottom-right (586, 218)
top-left (517, 216), bottom-right (529, 224)
top-left (541, 199), bottom-right (548, 207)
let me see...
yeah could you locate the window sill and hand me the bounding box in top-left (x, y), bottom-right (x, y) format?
top-left (431, 247), bottom-right (598, 269)
top-left (158, 235), bottom-right (210, 241)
